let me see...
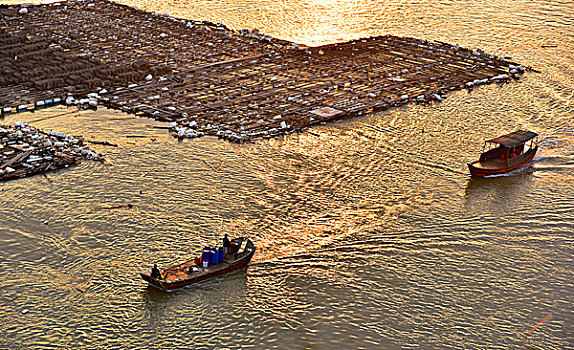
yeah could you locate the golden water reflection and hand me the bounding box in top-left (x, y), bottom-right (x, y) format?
top-left (0, 0), bottom-right (573, 349)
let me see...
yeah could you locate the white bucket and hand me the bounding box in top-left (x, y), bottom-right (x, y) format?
top-left (202, 261), bottom-right (208, 268)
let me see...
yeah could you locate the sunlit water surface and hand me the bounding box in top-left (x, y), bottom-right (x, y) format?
top-left (0, 0), bottom-right (573, 349)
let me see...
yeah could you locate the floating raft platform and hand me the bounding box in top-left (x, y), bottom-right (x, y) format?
top-left (1, 0), bottom-right (528, 142)
top-left (0, 121), bottom-right (103, 182)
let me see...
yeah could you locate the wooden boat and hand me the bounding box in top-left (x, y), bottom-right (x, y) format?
top-left (141, 237), bottom-right (256, 292)
top-left (468, 130), bottom-right (538, 177)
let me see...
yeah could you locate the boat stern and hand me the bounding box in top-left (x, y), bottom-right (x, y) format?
top-left (140, 273), bottom-right (170, 292)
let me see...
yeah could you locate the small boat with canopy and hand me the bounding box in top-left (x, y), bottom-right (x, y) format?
top-left (468, 130), bottom-right (538, 177)
top-left (141, 237), bottom-right (256, 292)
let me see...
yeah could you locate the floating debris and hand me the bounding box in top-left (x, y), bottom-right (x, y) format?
top-left (0, 0), bottom-right (531, 142)
top-left (87, 140), bottom-right (118, 147)
top-left (0, 121), bottom-right (104, 181)
top-left (524, 312), bottom-right (552, 339)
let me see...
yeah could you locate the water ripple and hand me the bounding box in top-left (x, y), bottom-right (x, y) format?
top-left (1, 0), bottom-right (573, 349)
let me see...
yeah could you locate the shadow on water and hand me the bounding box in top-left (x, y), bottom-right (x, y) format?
top-left (142, 268), bottom-right (249, 304)
top-left (463, 165), bottom-right (537, 216)
top-left (139, 269), bottom-right (250, 332)
top-left (464, 165), bottom-right (535, 197)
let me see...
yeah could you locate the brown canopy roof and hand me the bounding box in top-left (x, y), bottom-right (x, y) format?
top-left (487, 130), bottom-right (538, 147)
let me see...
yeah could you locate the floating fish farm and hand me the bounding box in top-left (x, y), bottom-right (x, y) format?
top-left (0, 0), bottom-right (528, 142)
top-left (0, 121), bottom-right (103, 181)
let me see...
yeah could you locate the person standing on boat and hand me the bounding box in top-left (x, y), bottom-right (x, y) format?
top-left (223, 234), bottom-right (230, 255)
top-left (151, 264), bottom-right (161, 279)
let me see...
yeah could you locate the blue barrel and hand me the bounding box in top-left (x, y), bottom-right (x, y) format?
top-left (210, 249), bottom-right (218, 265)
top-left (218, 247), bottom-right (225, 263)
top-left (202, 248), bottom-right (211, 264)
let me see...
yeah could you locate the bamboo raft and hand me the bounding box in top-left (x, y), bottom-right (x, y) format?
top-left (0, 0), bottom-right (528, 142)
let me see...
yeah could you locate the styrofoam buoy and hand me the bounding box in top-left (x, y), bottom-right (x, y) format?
top-left (49, 130), bottom-right (67, 138)
top-left (491, 74), bottom-right (509, 81)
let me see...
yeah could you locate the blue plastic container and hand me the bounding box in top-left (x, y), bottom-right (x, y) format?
top-left (218, 247), bottom-right (225, 263)
top-left (202, 248), bottom-right (211, 264)
top-left (210, 249), bottom-right (218, 265)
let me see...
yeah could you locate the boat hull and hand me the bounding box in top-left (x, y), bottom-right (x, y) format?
top-left (468, 146), bottom-right (537, 177)
top-left (141, 240), bottom-right (255, 292)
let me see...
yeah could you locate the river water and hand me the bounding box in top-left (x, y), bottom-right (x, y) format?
top-left (0, 0), bottom-right (573, 349)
